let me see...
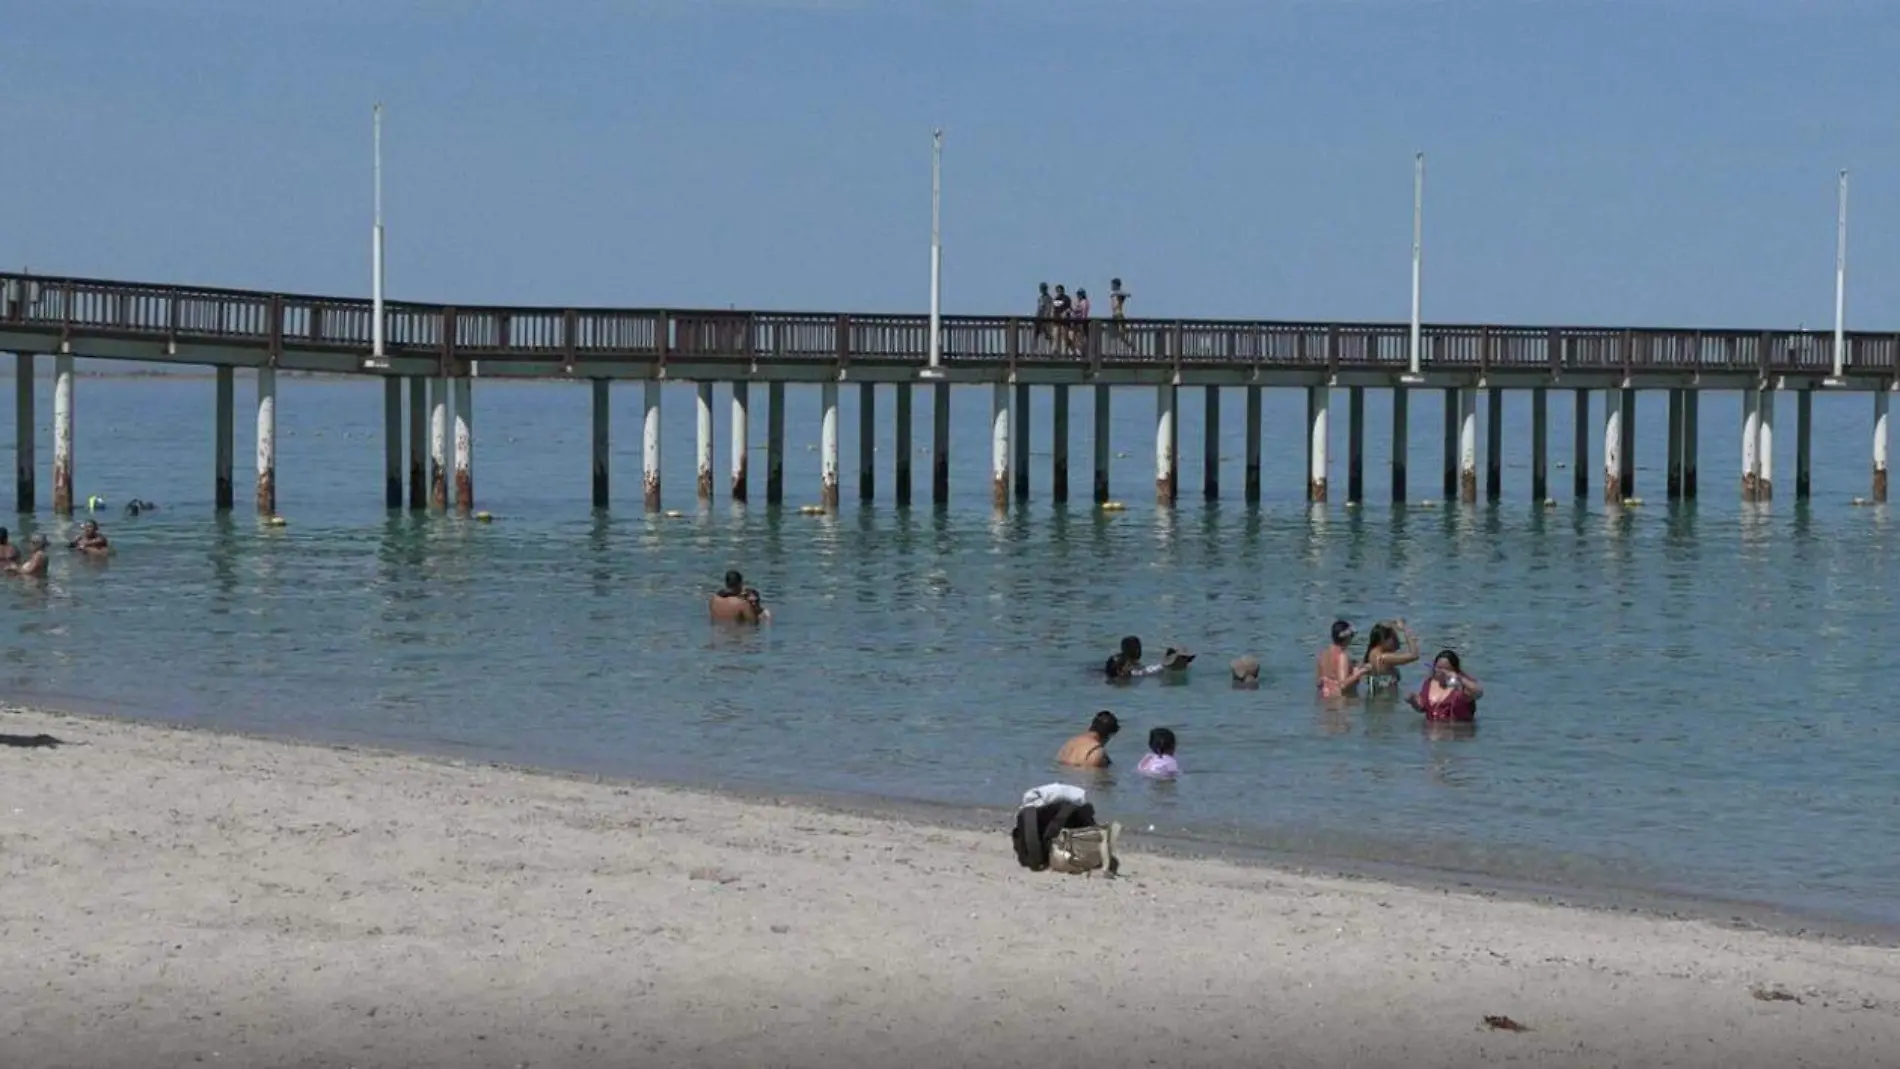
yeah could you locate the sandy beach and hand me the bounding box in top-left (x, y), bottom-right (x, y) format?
top-left (1, 707), bottom-right (1897, 1068)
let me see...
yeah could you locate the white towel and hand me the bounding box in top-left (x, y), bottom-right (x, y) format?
top-left (1020, 783), bottom-right (1087, 810)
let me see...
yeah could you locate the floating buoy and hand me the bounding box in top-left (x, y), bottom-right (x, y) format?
top-left (663, 509), bottom-right (684, 518)
top-left (265, 515), bottom-right (288, 527)
top-left (1115, 451), bottom-right (1129, 459)
top-left (1622, 497), bottom-right (1645, 507)
top-left (1345, 501), bottom-right (1359, 510)
top-left (798, 504), bottom-right (826, 515)
top-left (475, 511), bottom-right (493, 523)
top-left (1542, 498), bottom-right (1558, 508)
top-left (1101, 501), bottom-right (1126, 512)
top-left (1852, 497), bottom-right (1871, 507)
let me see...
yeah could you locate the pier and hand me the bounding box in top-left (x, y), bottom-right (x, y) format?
top-left (1, 271), bottom-right (1895, 514)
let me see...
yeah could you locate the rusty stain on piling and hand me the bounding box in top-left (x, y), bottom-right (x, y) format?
top-left (643, 471), bottom-right (662, 512)
top-left (1741, 472), bottom-right (1759, 502)
top-left (698, 467), bottom-right (714, 501)
top-left (823, 475), bottom-right (840, 510)
top-left (256, 468), bottom-right (275, 515)
top-left (992, 475), bottom-right (1008, 511)
top-left (1875, 468), bottom-right (1889, 503)
top-left (1307, 477), bottom-right (1328, 503)
top-left (455, 470), bottom-right (473, 514)
top-left (1756, 478), bottom-right (1772, 502)
top-left (1459, 470), bottom-right (1477, 504)
top-left (1156, 473), bottom-right (1176, 506)
top-left (52, 460), bottom-right (71, 515)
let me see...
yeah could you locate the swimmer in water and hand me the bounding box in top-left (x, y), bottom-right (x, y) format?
top-left (709, 570), bottom-right (768, 623)
top-left (1315, 619), bottom-right (1368, 698)
top-left (0, 528), bottom-right (18, 569)
top-left (1357, 618), bottom-right (1421, 696)
top-left (7, 535), bottom-right (48, 578)
top-left (1406, 649), bottom-right (1484, 722)
top-left (69, 520), bottom-right (109, 556)
top-left (1056, 710), bottom-right (1120, 768)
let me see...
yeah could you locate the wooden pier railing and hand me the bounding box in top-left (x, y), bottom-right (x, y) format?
top-left (2, 271), bottom-right (1895, 376)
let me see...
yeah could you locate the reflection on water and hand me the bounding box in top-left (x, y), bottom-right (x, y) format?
top-left (0, 377), bottom-right (1896, 926)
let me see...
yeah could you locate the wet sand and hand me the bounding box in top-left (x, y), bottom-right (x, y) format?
top-left (2, 705), bottom-right (1897, 1069)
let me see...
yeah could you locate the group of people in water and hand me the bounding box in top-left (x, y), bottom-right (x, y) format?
top-left (0, 519), bottom-right (112, 579)
top-left (1058, 619), bottom-right (1485, 778)
top-left (704, 569), bottom-right (1485, 787)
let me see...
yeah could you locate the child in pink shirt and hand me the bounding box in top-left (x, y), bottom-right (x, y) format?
top-left (1137, 727), bottom-right (1180, 778)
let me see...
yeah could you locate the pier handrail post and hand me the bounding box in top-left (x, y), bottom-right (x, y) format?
top-left (562, 309), bottom-right (578, 375)
top-left (1619, 329), bottom-right (1632, 381)
top-left (1829, 169), bottom-right (1848, 384)
top-left (1005, 316), bottom-right (1019, 376)
top-left (836, 313), bottom-right (850, 375)
top-left (1326, 325), bottom-right (1340, 380)
top-left (922, 127), bottom-right (945, 380)
top-left (268, 295), bottom-right (284, 366)
top-left (1169, 322), bottom-right (1183, 377)
top-left (1479, 325), bottom-right (1491, 377)
top-left (1547, 328), bottom-right (1561, 377)
top-left (1409, 151), bottom-right (1424, 378)
top-left (370, 102), bottom-right (387, 370)
top-left (656, 310), bottom-right (670, 376)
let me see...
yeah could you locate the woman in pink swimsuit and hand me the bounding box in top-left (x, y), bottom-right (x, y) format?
top-left (1406, 649), bottom-right (1484, 722)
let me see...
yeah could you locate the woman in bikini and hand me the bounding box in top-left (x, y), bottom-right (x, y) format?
top-left (1358, 619), bottom-right (1421, 697)
top-left (1406, 649), bottom-right (1485, 722)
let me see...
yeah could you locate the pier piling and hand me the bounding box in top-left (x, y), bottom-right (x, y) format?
top-left (452, 378), bottom-right (473, 513)
top-left (428, 378), bottom-right (448, 510)
top-left (643, 381), bottom-right (663, 511)
top-left (1530, 386), bottom-right (1548, 502)
top-left (1758, 387), bottom-right (1775, 501)
top-left (383, 378), bottom-right (402, 509)
top-left (1619, 391), bottom-right (1641, 500)
top-left (1051, 385), bottom-right (1070, 503)
top-left (1203, 386), bottom-right (1222, 501)
top-left (1391, 387), bottom-right (1409, 503)
top-left (1245, 386), bottom-right (1263, 503)
top-left (1875, 391), bottom-right (1890, 502)
top-left (1573, 389), bottom-right (1590, 499)
top-left (1602, 388), bottom-right (1621, 505)
top-left (1795, 388), bottom-right (1812, 500)
top-left (1013, 383), bottom-right (1030, 502)
top-left (767, 381), bottom-right (786, 506)
top-left (1457, 388), bottom-right (1477, 504)
top-left (930, 383), bottom-right (949, 507)
top-left (1683, 391), bottom-right (1699, 499)
top-left (407, 377), bottom-right (426, 510)
top-left (1485, 388), bottom-right (1503, 502)
top-left (592, 380), bottom-right (611, 509)
top-left (990, 384), bottom-right (1010, 510)
top-left (820, 381), bottom-right (840, 510)
top-left (1156, 384), bottom-right (1178, 506)
top-left (727, 381), bottom-right (746, 504)
top-left (1666, 389), bottom-right (1684, 500)
top-left (1346, 386), bottom-right (1364, 504)
top-left (1093, 385), bottom-right (1112, 504)
top-left (893, 383), bottom-right (912, 505)
top-left (1306, 386), bottom-right (1329, 502)
top-left (14, 353), bottom-right (33, 512)
top-left (696, 382), bottom-right (715, 503)
top-left (52, 354), bottom-right (73, 516)
top-left (255, 367), bottom-right (276, 515)
top-left (214, 366), bottom-right (234, 511)
top-left (1440, 389), bottom-right (1458, 501)
top-left (1741, 388), bottom-right (1761, 502)
top-left (858, 383), bottom-right (876, 502)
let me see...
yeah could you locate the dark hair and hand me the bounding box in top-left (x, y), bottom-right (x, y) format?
top-left (0, 527), bottom-right (9, 542)
top-left (1111, 277), bottom-right (1122, 288)
top-left (1363, 623), bottom-right (1394, 664)
top-left (1434, 649), bottom-right (1462, 672)
top-left (1077, 288), bottom-right (1088, 299)
top-left (1089, 710), bottom-right (1121, 739)
top-left (1104, 653), bottom-right (1129, 681)
top-left (1330, 619), bottom-right (1353, 645)
top-left (1119, 635), bottom-right (1143, 661)
top-left (723, 570), bottom-right (743, 593)
top-left (1147, 727), bottom-right (1176, 756)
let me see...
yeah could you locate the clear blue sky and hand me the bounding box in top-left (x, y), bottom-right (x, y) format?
top-left (1, 0), bottom-right (1896, 329)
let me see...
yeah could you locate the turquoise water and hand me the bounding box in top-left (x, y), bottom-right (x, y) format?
top-left (1, 370), bottom-right (1896, 927)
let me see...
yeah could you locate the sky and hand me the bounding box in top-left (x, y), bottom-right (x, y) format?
top-left (1, 0), bottom-right (1897, 330)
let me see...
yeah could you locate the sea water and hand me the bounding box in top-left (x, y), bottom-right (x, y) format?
top-left (1, 371), bottom-right (1895, 927)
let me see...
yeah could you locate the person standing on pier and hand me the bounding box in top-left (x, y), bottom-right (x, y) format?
top-left (1109, 278), bottom-right (1131, 347)
top-left (1035, 283), bottom-right (1055, 351)
top-left (1069, 288), bottom-right (1091, 354)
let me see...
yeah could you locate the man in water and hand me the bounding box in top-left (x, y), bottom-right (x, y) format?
top-left (709, 570), bottom-right (768, 623)
top-left (1117, 635), bottom-right (1163, 678)
top-left (1230, 654), bottom-right (1261, 690)
top-left (1056, 710), bottom-right (1120, 768)
top-left (0, 528), bottom-right (18, 568)
top-left (70, 520), bottom-right (108, 556)
top-left (8, 535), bottom-right (48, 577)
top-left (1315, 619), bottom-right (1368, 698)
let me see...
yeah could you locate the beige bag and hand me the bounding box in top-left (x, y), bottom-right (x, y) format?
top-left (1047, 821), bottom-right (1120, 876)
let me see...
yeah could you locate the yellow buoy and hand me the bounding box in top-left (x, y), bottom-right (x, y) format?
top-left (1419, 500), bottom-right (1439, 509)
top-left (265, 515), bottom-right (288, 527)
top-left (1101, 501), bottom-right (1126, 512)
top-left (86, 495), bottom-right (105, 511)
top-left (1622, 497), bottom-right (1644, 507)
top-left (1542, 498), bottom-right (1558, 508)
top-left (475, 511), bottom-right (494, 523)
top-left (798, 504), bottom-right (826, 515)
top-left (663, 509), bottom-right (684, 518)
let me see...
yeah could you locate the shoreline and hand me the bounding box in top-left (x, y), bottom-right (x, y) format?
top-left (4, 703), bottom-right (1899, 1067)
top-left (14, 701), bottom-right (1899, 948)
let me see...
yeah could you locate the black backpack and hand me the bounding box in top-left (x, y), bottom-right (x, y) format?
top-left (1011, 801), bottom-right (1098, 871)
